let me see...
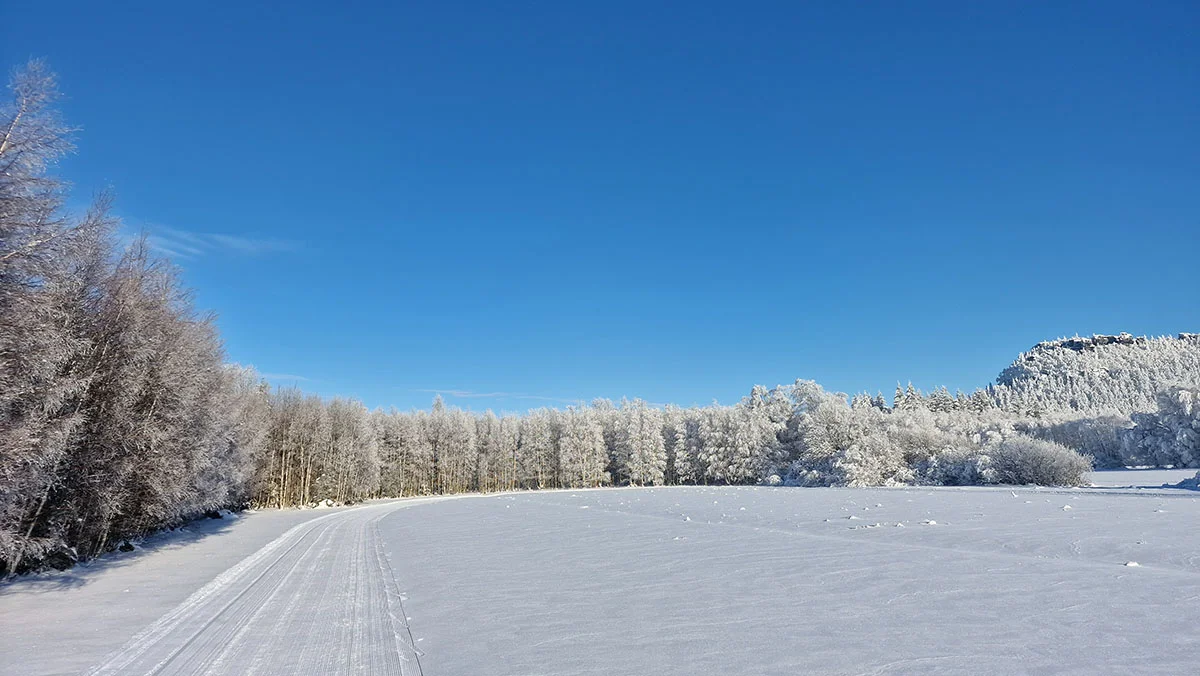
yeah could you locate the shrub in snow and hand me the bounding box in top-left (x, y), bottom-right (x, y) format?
top-left (830, 433), bottom-right (914, 487)
top-left (1018, 413), bottom-right (1128, 469)
top-left (987, 435), bottom-right (1092, 486)
top-left (913, 447), bottom-right (995, 486)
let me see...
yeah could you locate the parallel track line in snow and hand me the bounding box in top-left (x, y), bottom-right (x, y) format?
top-left (202, 519), bottom-right (343, 674)
top-left (85, 513), bottom-right (337, 675)
top-left (240, 520), bottom-right (342, 675)
top-left (371, 516), bottom-right (424, 676)
top-left (82, 500), bottom-right (435, 676)
top-left (144, 519), bottom-right (335, 675)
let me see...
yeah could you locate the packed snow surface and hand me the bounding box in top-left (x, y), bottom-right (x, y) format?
top-left (4, 484), bottom-right (1200, 675)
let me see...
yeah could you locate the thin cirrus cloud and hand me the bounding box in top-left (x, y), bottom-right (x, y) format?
top-left (146, 226), bottom-right (299, 259)
top-left (415, 389), bottom-right (583, 405)
top-left (260, 372), bottom-right (311, 382)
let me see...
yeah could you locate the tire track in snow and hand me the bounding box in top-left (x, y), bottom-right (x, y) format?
top-left (85, 501), bottom-right (432, 676)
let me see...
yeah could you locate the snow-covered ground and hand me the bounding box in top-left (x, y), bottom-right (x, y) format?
top-left (0, 499), bottom-right (451, 676)
top-left (1087, 467), bottom-right (1198, 488)
top-left (0, 506), bottom-right (342, 675)
top-left (384, 485), bottom-right (1200, 675)
top-left (4, 484), bottom-right (1200, 675)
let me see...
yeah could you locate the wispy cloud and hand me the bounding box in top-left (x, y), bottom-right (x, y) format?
top-left (261, 372), bottom-right (311, 382)
top-left (146, 226), bottom-right (298, 259)
top-left (415, 389), bottom-right (583, 405)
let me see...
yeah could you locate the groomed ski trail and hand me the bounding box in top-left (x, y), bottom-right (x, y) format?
top-left (85, 500), bottom-right (438, 676)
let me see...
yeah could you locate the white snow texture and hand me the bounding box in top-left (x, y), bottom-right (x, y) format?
top-left (4, 474), bottom-right (1200, 675)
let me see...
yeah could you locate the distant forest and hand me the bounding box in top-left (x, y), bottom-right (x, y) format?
top-left (3, 62), bottom-right (1198, 574)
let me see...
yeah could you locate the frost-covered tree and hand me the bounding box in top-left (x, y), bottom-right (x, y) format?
top-left (58, 238), bottom-right (237, 555)
top-left (1, 62), bottom-right (117, 572)
top-left (497, 414), bottom-right (520, 492)
top-left (373, 409), bottom-right (405, 497)
top-left (558, 407), bottom-right (609, 488)
top-left (1121, 387), bottom-right (1200, 467)
top-left (671, 410), bottom-right (705, 484)
top-left (472, 411), bottom-right (521, 493)
top-left (955, 390), bottom-right (969, 411)
top-left (851, 392), bottom-right (873, 410)
top-left (968, 390), bottom-right (994, 413)
top-left (902, 383), bottom-right (925, 411)
top-left (994, 334), bottom-right (1200, 415)
top-left (619, 399), bottom-right (667, 486)
top-left (697, 407), bottom-right (732, 484)
top-left (439, 407), bottom-right (477, 494)
top-left (518, 409), bottom-right (556, 489)
top-left (872, 392), bottom-right (888, 410)
top-left (400, 411), bottom-right (435, 495)
top-left (928, 387), bottom-right (956, 413)
top-left (660, 404), bottom-right (683, 484)
top-left (786, 384), bottom-right (911, 487)
top-left (474, 411), bottom-right (503, 493)
top-left (322, 398), bottom-right (379, 502)
top-left (589, 398), bottom-right (625, 484)
top-left (422, 397), bottom-right (480, 493)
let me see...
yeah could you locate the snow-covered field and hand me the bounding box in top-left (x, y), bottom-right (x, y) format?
top-left (4, 481), bottom-right (1200, 675)
top-left (1087, 467), bottom-right (1197, 488)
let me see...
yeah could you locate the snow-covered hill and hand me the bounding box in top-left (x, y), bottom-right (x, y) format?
top-left (993, 332), bottom-right (1200, 414)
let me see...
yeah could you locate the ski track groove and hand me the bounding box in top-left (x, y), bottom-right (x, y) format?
top-left (206, 520), bottom-right (341, 674)
top-left (84, 502), bottom-right (426, 676)
top-left (83, 514), bottom-right (333, 675)
top-left (191, 520), bottom-right (335, 674)
top-left (242, 521), bottom-right (338, 675)
top-left (372, 519), bottom-right (425, 675)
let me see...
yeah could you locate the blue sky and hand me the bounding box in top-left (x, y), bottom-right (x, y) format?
top-left (5, 1), bottom-right (1197, 412)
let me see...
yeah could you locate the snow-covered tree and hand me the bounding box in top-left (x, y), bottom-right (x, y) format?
top-left (928, 387), bottom-right (956, 413)
top-left (872, 392), bottom-right (888, 410)
top-left (558, 407), bottom-right (610, 487)
top-left (994, 334), bottom-right (1200, 415)
top-left (786, 384), bottom-right (911, 487)
top-left (1121, 387), bottom-right (1200, 467)
top-left (671, 410), bottom-right (705, 484)
top-left (518, 409), bottom-right (556, 489)
top-left (324, 398), bottom-right (380, 502)
top-left (619, 399), bottom-right (667, 486)
top-left (851, 392), bottom-right (873, 410)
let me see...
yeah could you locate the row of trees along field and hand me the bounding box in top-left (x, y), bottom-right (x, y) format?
top-left (3, 61), bottom-right (1199, 574)
top-left (0, 62), bottom-right (271, 573)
